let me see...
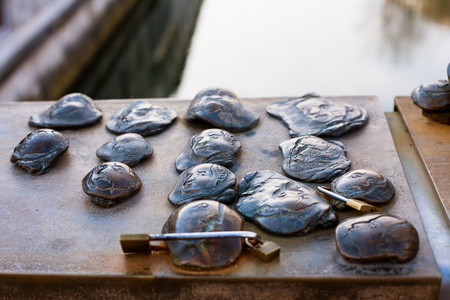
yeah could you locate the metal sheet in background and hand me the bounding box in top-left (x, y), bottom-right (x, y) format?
top-left (0, 97), bottom-right (440, 299)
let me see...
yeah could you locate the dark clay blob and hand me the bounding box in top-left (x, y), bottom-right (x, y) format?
top-left (106, 100), bottom-right (177, 136)
top-left (235, 170), bottom-right (338, 236)
top-left (175, 128), bottom-right (241, 172)
top-left (421, 109), bottom-right (450, 124)
top-left (169, 163), bottom-right (236, 206)
top-left (29, 93), bottom-right (102, 128)
top-left (335, 213), bottom-right (419, 263)
top-left (186, 87), bottom-right (259, 132)
top-left (82, 162), bottom-right (142, 208)
top-left (266, 93), bottom-right (368, 137)
top-left (96, 133), bottom-right (153, 167)
top-left (162, 200), bottom-right (244, 270)
top-left (411, 63), bottom-right (450, 111)
top-left (279, 136), bottom-right (351, 182)
top-left (330, 169), bottom-right (395, 210)
top-left (11, 129), bottom-right (69, 175)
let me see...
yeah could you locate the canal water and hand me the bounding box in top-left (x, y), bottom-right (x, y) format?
top-left (72, 0), bottom-right (450, 112)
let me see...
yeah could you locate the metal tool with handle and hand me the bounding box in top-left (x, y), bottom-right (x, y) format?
top-left (317, 186), bottom-right (383, 213)
top-left (120, 231), bottom-right (280, 262)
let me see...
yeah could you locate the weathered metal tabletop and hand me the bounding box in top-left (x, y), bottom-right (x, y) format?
top-left (0, 97), bottom-right (441, 299)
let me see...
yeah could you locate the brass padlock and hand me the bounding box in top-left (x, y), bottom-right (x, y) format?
top-left (245, 239), bottom-right (281, 262)
top-left (121, 231), bottom-right (281, 264)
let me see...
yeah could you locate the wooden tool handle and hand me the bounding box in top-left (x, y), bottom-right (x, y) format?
top-left (347, 199), bottom-right (383, 213)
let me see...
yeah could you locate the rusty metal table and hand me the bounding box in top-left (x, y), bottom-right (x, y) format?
top-left (394, 97), bottom-right (450, 220)
top-left (387, 97), bottom-right (450, 300)
top-left (0, 97), bottom-right (441, 299)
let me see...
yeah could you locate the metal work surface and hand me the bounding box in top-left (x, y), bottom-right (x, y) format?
top-left (0, 97), bottom-right (440, 299)
top-left (395, 97), bottom-right (450, 221)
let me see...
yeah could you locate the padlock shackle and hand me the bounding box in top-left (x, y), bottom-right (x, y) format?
top-left (120, 231), bottom-right (263, 253)
top-left (149, 231), bottom-right (262, 242)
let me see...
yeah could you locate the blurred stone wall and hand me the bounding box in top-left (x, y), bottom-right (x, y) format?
top-left (0, 0), bottom-right (138, 102)
top-left (69, 0), bottom-right (203, 100)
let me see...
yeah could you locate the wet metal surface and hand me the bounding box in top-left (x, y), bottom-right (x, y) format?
top-left (162, 200), bottom-right (244, 270)
top-left (335, 213), bottom-right (419, 263)
top-left (279, 136), bottom-right (351, 182)
top-left (330, 169), bottom-right (395, 210)
top-left (0, 97), bottom-right (440, 298)
top-left (10, 129), bottom-right (69, 175)
top-left (29, 93), bottom-right (103, 129)
top-left (186, 87), bottom-right (259, 132)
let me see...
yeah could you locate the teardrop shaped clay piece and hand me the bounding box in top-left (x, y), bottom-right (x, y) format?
top-left (266, 93), bottom-right (368, 137)
top-left (82, 162), bottom-right (142, 208)
top-left (175, 129), bottom-right (241, 172)
top-left (279, 136), bottom-right (351, 182)
top-left (335, 213), bottom-right (419, 263)
top-left (169, 163), bottom-right (236, 206)
top-left (11, 129), bottom-right (69, 175)
top-left (96, 133), bottom-right (153, 167)
top-left (162, 200), bottom-right (244, 270)
top-left (29, 93), bottom-right (102, 128)
top-left (235, 170), bottom-right (338, 236)
top-left (106, 100), bottom-right (177, 136)
top-left (330, 169), bottom-right (395, 210)
top-left (186, 87), bottom-right (259, 132)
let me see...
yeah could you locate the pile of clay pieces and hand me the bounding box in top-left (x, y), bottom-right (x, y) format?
top-left (10, 88), bottom-right (419, 270)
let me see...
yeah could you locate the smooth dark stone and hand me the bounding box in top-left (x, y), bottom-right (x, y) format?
top-left (330, 169), bottom-right (395, 210)
top-left (235, 170), bottom-right (338, 236)
top-left (422, 108), bottom-right (450, 124)
top-left (11, 129), bottom-right (69, 175)
top-left (82, 162), bottom-right (142, 208)
top-left (29, 93), bottom-right (102, 128)
top-left (169, 163), bottom-right (236, 206)
top-left (186, 87), bottom-right (259, 132)
top-left (279, 136), bottom-right (351, 182)
top-left (412, 80), bottom-right (450, 111)
top-left (96, 133), bottom-right (153, 167)
top-left (335, 213), bottom-right (419, 263)
top-left (162, 200), bottom-right (244, 270)
top-left (175, 129), bottom-right (241, 172)
top-left (266, 93), bottom-right (368, 137)
top-left (106, 100), bottom-right (177, 136)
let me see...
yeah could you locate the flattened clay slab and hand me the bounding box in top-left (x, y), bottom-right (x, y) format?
top-left (175, 128), bottom-right (241, 172)
top-left (411, 63), bottom-right (450, 112)
top-left (169, 163), bottom-right (236, 206)
top-left (106, 100), bottom-right (177, 136)
top-left (412, 80), bottom-right (450, 111)
top-left (266, 93), bottom-right (368, 137)
top-left (29, 93), bottom-right (102, 129)
top-left (10, 129), bottom-right (69, 175)
top-left (335, 213), bottom-right (419, 263)
top-left (330, 169), bottom-right (395, 210)
top-left (162, 200), bottom-right (244, 270)
top-left (82, 162), bottom-right (142, 208)
top-left (279, 136), bottom-right (351, 182)
top-left (186, 87), bottom-right (259, 132)
top-left (96, 133), bottom-right (153, 167)
top-left (235, 170), bottom-right (338, 236)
